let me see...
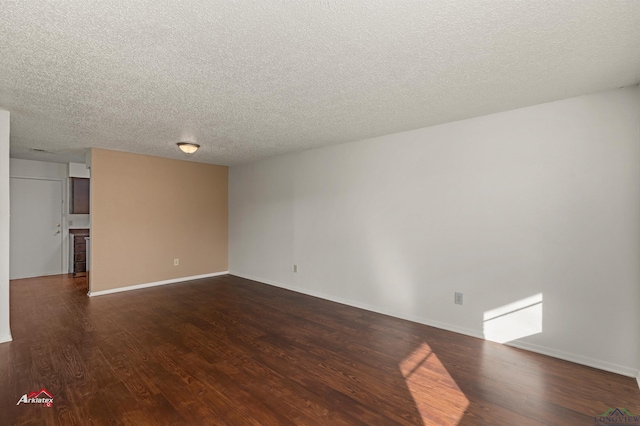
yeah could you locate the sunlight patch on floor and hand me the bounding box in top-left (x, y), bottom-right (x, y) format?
top-left (399, 342), bottom-right (469, 425)
top-left (483, 293), bottom-right (543, 344)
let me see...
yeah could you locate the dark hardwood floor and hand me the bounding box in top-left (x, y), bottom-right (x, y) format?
top-left (1, 274), bottom-right (638, 425)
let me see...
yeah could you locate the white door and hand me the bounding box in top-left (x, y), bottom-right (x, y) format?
top-left (10, 178), bottom-right (63, 279)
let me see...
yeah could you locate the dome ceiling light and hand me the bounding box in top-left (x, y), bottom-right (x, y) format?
top-left (177, 142), bottom-right (200, 154)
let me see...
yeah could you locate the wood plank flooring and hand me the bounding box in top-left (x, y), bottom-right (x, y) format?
top-left (1, 274), bottom-right (639, 425)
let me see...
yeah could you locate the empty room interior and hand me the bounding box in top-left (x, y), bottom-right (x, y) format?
top-left (1, 2), bottom-right (640, 425)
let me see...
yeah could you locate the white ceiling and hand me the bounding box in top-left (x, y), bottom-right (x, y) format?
top-left (1, 1), bottom-right (639, 166)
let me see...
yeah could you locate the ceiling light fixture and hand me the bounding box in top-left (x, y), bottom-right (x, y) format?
top-left (177, 142), bottom-right (200, 154)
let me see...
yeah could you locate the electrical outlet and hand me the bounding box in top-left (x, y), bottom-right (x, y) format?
top-left (174, 259), bottom-right (179, 266)
top-left (454, 292), bottom-right (463, 305)
top-left (68, 220), bottom-right (74, 226)
top-left (292, 264), bottom-right (298, 273)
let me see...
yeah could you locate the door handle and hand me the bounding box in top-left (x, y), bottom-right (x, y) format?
top-left (55, 230), bottom-right (61, 235)
top-left (56, 223), bottom-right (61, 227)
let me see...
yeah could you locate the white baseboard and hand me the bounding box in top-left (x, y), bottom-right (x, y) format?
top-left (505, 340), bottom-right (636, 378)
top-left (229, 271), bottom-right (483, 339)
top-left (0, 333), bottom-right (13, 344)
top-left (88, 271), bottom-right (229, 297)
top-left (636, 373), bottom-right (640, 392)
top-left (229, 271), bottom-right (636, 378)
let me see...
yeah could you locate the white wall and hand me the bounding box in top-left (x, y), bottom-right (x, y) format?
top-left (637, 84), bottom-right (640, 388)
top-left (0, 111), bottom-right (11, 343)
top-left (10, 158), bottom-right (67, 180)
top-left (230, 86), bottom-right (640, 376)
top-left (69, 162), bottom-right (90, 178)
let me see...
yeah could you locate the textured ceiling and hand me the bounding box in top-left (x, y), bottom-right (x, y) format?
top-left (1, 1), bottom-right (639, 166)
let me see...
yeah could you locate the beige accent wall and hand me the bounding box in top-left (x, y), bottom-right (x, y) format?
top-left (90, 148), bottom-right (227, 292)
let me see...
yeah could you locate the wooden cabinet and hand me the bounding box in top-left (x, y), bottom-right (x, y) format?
top-left (70, 178), bottom-right (90, 214)
top-left (70, 229), bottom-right (90, 275)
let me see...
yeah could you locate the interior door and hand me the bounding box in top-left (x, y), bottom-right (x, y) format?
top-left (10, 178), bottom-right (63, 279)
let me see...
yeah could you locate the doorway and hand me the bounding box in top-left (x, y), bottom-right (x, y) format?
top-left (9, 177), bottom-right (63, 279)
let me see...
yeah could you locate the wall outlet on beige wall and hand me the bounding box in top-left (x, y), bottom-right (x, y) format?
top-left (174, 259), bottom-right (179, 266)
